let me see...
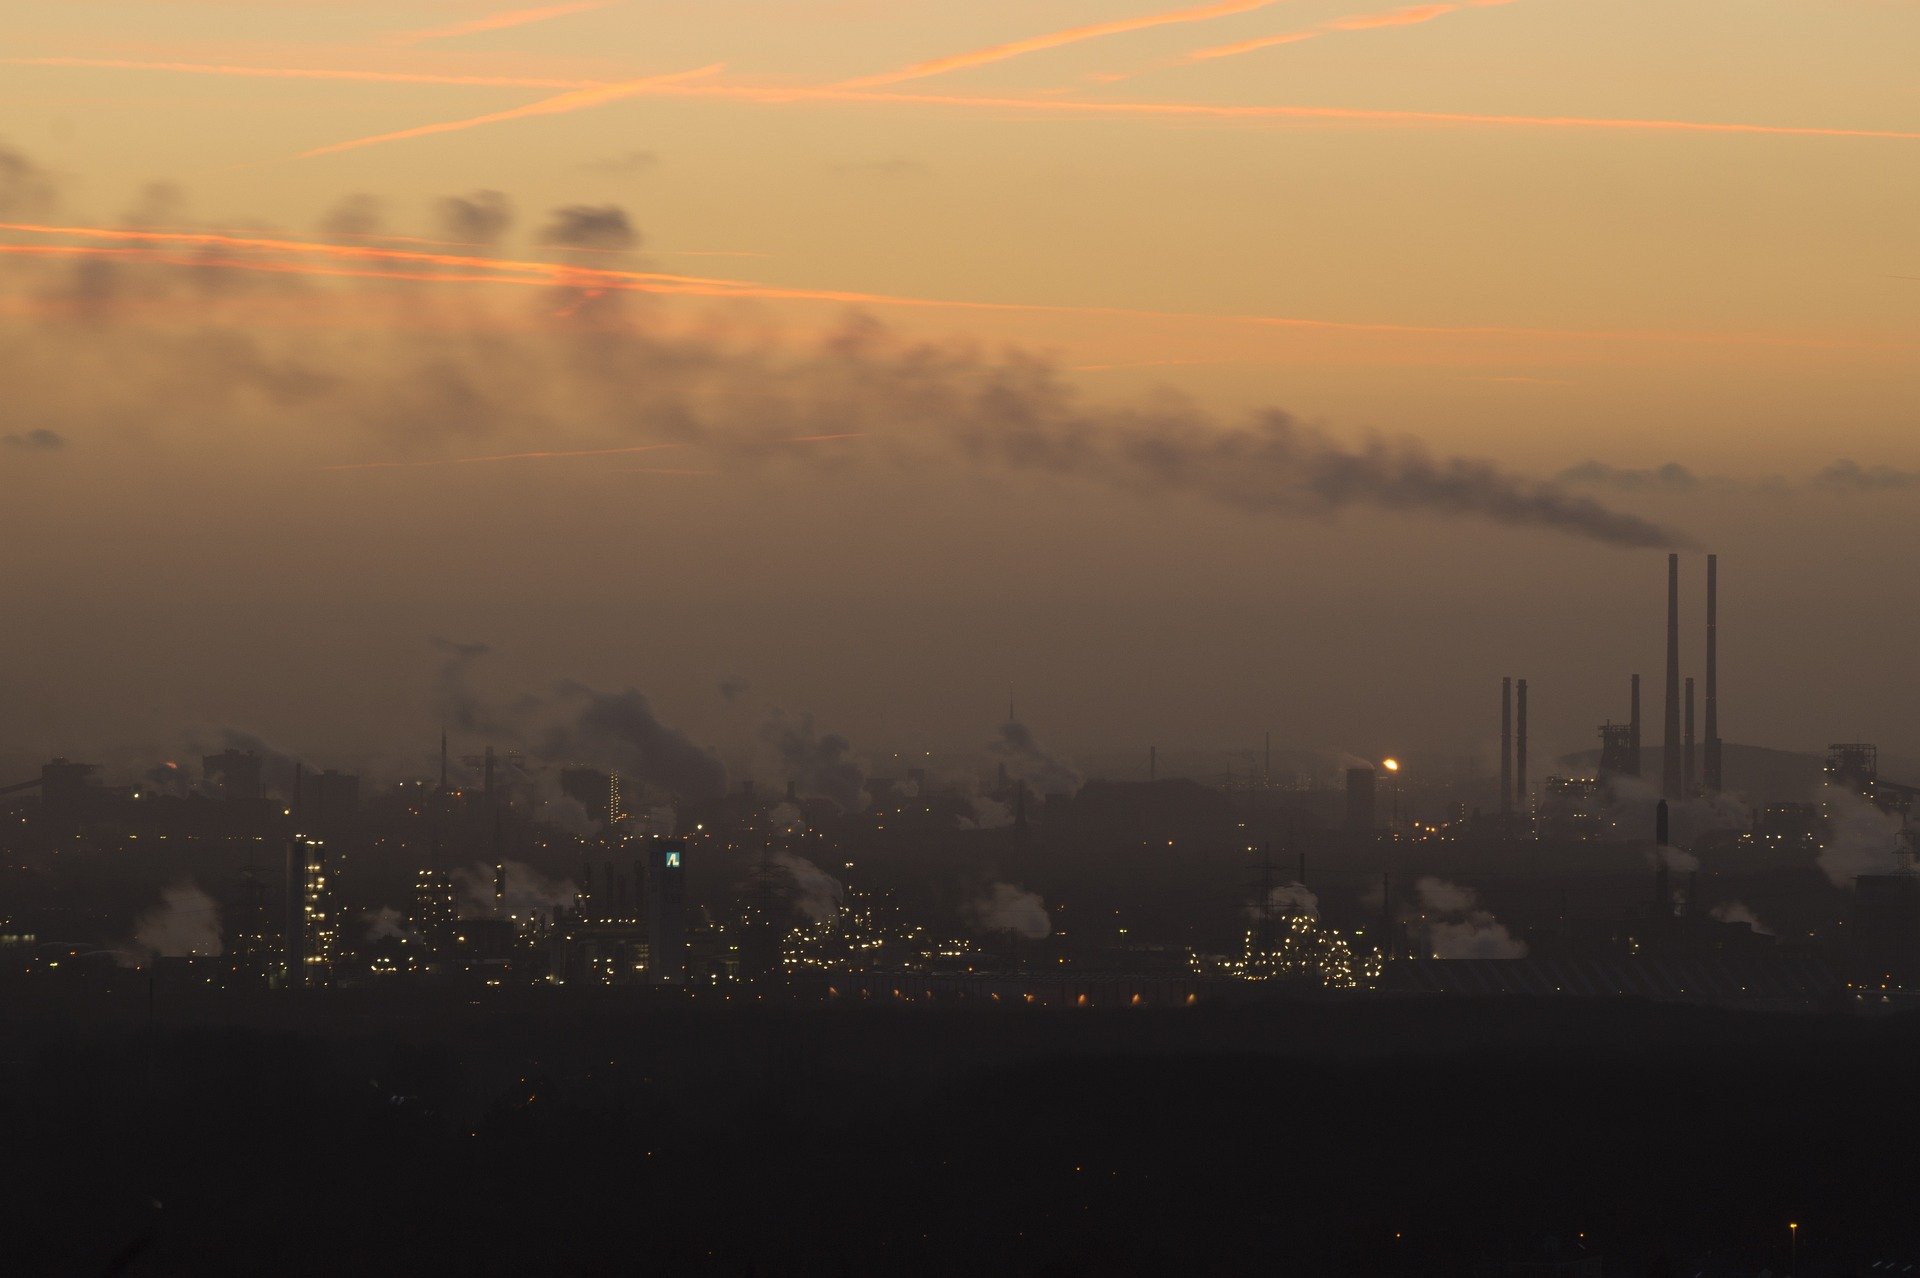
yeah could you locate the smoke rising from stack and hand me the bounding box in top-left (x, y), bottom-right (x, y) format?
top-left (122, 880), bottom-right (223, 965)
top-left (0, 157), bottom-right (1689, 551)
top-left (763, 850), bottom-right (844, 924)
top-left (991, 721), bottom-right (1083, 796)
top-left (1250, 882), bottom-right (1319, 920)
top-left (760, 711), bottom-right (870, 812)
top-left (453, 860), bottom-right (579, 918)
top-left (1816, 787), bottom-right (1909, 887)
top-left (1413, 877), bottom-right (1526, 959)
top-left (427, 641), bottom-right (728, 800)
top-left (969, 883), bottom-right (1051, 938)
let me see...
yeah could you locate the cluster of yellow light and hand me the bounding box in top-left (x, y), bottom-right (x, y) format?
top-left (1192, 915), bottom-right (1383, 989)
top-left (780, 887), bottom-right (972, 975)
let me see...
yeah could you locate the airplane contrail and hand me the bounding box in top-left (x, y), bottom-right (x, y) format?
top-left (839, 0), bottom-right (1291, 88)
top-left (5, 56), bottom-right (596, 90)
top-left (0, 232), bottom-right (1904, 352)
top-left (1191, 0), bottom-right (1518, 62)
top-left (297, 65), bottom-right (724, 158)
top-left (392, 1), bottom-right (617, 46)
top-left (18, 56), bottom-right (1920, 145)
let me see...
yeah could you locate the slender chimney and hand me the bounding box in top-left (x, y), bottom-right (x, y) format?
top-left (1654, 799), bottom-right (1671, 920)
top-left (1500, 677), bottom-right (1513, 817)
top-left (1663, 554), bottom-right (1684, 800)
top-left (1516, 678), bottom-right (1529, 818)
top-left (1704, 553), bottom-right (1722, 792)
top-left (1684, 677), bottom-right (1696, 796)
top-left (1629, 674), bottom-right (1642, 778)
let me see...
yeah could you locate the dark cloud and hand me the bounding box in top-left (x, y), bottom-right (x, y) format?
top-left (318, 193), bottom-right (385, 240)
top-left (539, 684), bottom-right (727, 800)
top-left (761, 711), bottom-right (869, 811)
top-left (718, 676), bottom-right (749, 704)
top-left (1813, 459), bottom-right (1920, 491)
top-left (990, 722), bottom-right (1083, 796)
top-left (436, 190), bottom-right (513, 246)
top-left (537, 204), bottom-right (639, 251)
top-left (2, 428), bottom-right (66, 452)
top-left (0, 151), bottom-right (1686, 550)
top-left (0, 145), bottom-right (57, 217)
top-left (430, 638), bottom-right (503, 736)
top-left (1563, 456), bottom-right (1920, 499)
top-left (1557, 460), bottom-right (1701, 493)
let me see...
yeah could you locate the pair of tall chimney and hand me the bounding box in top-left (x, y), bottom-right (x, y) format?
top-left (1662, 553), bottom-right (1722, 800)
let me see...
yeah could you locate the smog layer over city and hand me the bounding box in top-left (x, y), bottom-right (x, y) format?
top-left (3, 3), bottom-right (1918, 1274)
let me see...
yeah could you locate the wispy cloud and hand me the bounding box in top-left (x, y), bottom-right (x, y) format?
top-left (839, 0), bottom-right (1292, 88)
top-left (21, 58), bottom-right (1920, 145)
top-left (391, 1), bottom-right (617, 46)
top-left (1559, 458), bottom-right (1920, 495)
top-left (0, 222), bottom-right (1908, 356)
top-left (1190, 0), bottom-right (1520, 63)
top-left (297, 66), bottom-right (723, 159)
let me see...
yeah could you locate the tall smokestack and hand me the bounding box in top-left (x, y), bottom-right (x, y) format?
top-left (1500, 677), bottom-right (1513, 817)
top-left (1515, 678), bottom-right (1529, 816)
top-left (1629, 674), bottom-right (1642, 778)
top-left (1653, 799), bottom-right (1673, 919)
top-left (1663, 553), bottom-right (1684, 800)
top-left (1684, 676), bottom-right (1696, 796)
top-left (1704, 553), bottom-right (1722, 792)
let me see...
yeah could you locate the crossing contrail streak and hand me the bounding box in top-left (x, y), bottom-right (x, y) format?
top-left (392, 2), bottom-right (616, 45)
top-left (297, 66), bottom-right (723, 158)
top-left (16, 57), bottom-right (1920, 145)
top-left (839, 0), bottom-right (1291, 88)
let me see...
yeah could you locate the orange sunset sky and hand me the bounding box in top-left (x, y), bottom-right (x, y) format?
top-left (2, 0), bottom-right (1917, 779)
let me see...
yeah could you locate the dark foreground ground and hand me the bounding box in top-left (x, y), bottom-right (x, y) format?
top-left (3, 990), bottom-right (1917, 1276)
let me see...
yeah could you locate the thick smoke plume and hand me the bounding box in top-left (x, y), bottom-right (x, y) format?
top-left (1562, 456), bottom-right (1920, 497)
top-left (1709, 901), bottom-right (1773, 936)
top-left (1604, 776), bottom-right (1749, 872)
top-left (452, 860), bottom-right (580, 919)
top-left (426, 642), bottom-right (727, 801)
top-left (760, 711), bottom-right (870, 812)
top-left (1414, 877), bottom-right (1527, 959)
top-left (437, 190), bottom-right (513, 246)
top-left (763, 850), bottom-right (844, 924)
top-left (124, 880), bottom-right (223, 965)
top-left (538, 204), bottom-right (638, 251)
top-left (2, 428), bottom-right (65, 451)
top-left (0, 159), bottom-right (1688, 551)
top-left (958, 796), bottom-right (1013, 830)
top-left (969, 882), bottom-right (1050, 939)
top-left (1816, 786), bottom-right (1911, 887)
top-left (1249, 882), bottom-right (1319, 920)
top-left (363, 906), bottom-right (414, 942)
top-left (990, 722), bottom-right (1083, 796)
top-left (540, 684), bottom-right (728, 801)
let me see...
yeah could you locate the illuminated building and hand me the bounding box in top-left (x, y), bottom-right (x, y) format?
top-left (411, 868), bottom-right (457, 954)
top-left (289, 835), bottom-right (337, 987)
top-left (646, 839), bottom-right (688, 984)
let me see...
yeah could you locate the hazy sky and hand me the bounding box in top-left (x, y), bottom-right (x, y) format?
top-left (2, 0), bottom-right (1917, 783)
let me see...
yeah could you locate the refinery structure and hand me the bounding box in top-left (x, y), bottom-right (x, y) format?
top-left (2, 553), bottom-right (1916, 1011)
